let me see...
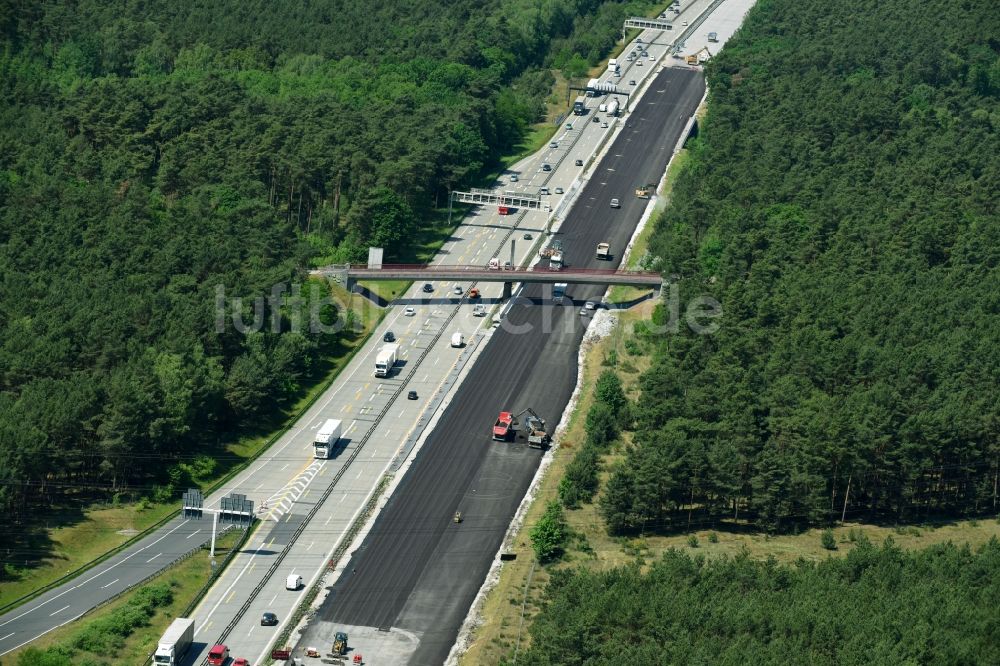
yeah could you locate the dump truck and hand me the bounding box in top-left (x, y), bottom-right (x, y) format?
top-left (596, 242), bottom-right (611, 261)
top-left (313, 418), bottom-right (342, 459)
top-left (333, 632), bottom-right (348, 655)
top-left (154, 618), bottom-right (194, 666)
top-left (375, 343), bottom-right (399, 378)
top-left (523, 410), bottom-right (551, 448)
top-left (493, 412), bottom-right (515, 440)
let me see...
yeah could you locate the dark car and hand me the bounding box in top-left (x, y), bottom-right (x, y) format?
top-left (575, 159), bottom-right (583, 166)
top-left (407, 390), bottom-right (418, 400)
top-left (383, 331), bottom-right (395, 342)
top-left (261, 612), bottom-right (278, 626)
top-left (541, 163), bottom-right (552, 172)
top-left (422, 283), bottom-right (433, 293)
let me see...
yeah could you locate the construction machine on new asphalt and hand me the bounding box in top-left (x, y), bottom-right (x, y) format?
top-left (491, 408), bottom-right (551, 447)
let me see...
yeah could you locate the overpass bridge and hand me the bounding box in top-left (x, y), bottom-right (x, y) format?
top-left (312, 263), bottom-right (662, 298)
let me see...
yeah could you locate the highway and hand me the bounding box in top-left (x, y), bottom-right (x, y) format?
top-left (0, 0), bottom-right (748, 662)
top-left (295, 60), bottom-right (707, 666)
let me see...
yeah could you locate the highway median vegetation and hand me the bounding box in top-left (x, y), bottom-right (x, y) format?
top-left (0, 0), bottom-right (659, 590)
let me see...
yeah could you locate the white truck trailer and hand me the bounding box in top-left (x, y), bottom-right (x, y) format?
top-left (313, 418), bottom-right (342, 459)
top-left (375, 343), bottom-right (399, 377)
top-left (154, 618), bottom-right (194, 666)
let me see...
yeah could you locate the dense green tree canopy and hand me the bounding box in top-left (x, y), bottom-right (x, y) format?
top-left (521, 538), bottom-right (1000, 665)
top-left (607, 0), bottom-right (1000, 533)
top-left (0, 0), bottom-right (654, 536)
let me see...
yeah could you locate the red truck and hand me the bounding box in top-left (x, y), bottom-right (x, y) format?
top-left (493, 412), bottom-right (514, 440)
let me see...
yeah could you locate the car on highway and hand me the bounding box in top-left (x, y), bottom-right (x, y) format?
top-left (629, 80), bottom-right (636, 85)
top-left (453, 285), bottom-right (463, 295)
top-left (636, 60), bottom-right (643, 66)
top-left (642, 50), bottom-right (649, 57)
top-left (541, 163), bottom-right (551, 171)
top-left (261, 611), bottom-right (279, 626)
top-left (555, 187), bottom-right (564, 194)
top-left (233, 659), bottom-right (251, 666)
top-left (523, 232), bottom-right (532, 240)
top-left (549, 141), bottom-right (558, 148)
top-left (575, 159), bottom-right (583, 166)
top-left (404, 306), bottom-right (415, 316)
top-left (468, 287), bottom-right (480, 298)
top-left (503, 260), bottom-right (512, 270)
top-left (636, 37), bottom-right (643, 43)
top-left (602, 121), bottom-right (609, 128)
top-left (539, 186), bottom-right (550, 195)
top-left (473, 304), bottom-right (487, 316)
top-left (422, 283), bottom-right (433, 293)
top-left (579, 308), bottom-right (589, 316)
top-left (592, 116), bottom-right (600, 123)
top-left (610, 198), bottom-right (621, 208)
top-left (565, 122), bottom-right (573, 129)
top-left (649, 54), bottom-right (655, 61)
top-left (510, 174), bottom-right (518, 182)
top-left (408, 390), bottom-right (418, 400)
top-left (585, 301), bottom-right (596, 310)
top-left (682, 20), bottom-right (688, 25)
top-left (207, 645), bottom-right (229, 666)
top-left (383, 331), bottom-right (395, 342)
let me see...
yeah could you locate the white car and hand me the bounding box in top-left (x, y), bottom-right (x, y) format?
top-left (585, 301), bottom-right (596, 310)
top-left (473, 304), bottom-right (487, 317)
top-left (453, 285), bottom-right (463, 295)
top-left (404, 307), bottom-right (415, 316)
top-left (682, 20), bottom-right (688, 26)
top-left (555, 187), bottom-right (564, 194)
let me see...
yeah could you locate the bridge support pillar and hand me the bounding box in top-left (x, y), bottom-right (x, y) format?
top-left (345, 277), bottom-right (356, 294)
top-left (502, 281), bottom-right (513, 300)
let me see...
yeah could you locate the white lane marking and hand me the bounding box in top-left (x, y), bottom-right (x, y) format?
top-left (371, 449), bottom-right (377, 458)
top-left (48, 606), bottom-right (69, 617)
top-left (0, 633), bottom-right (13, 641)
top-left (186, 530), bottom-right (200, 539)
top-left (146, 553), bottom-right (161, 563)
top-left (280, 463), bottom-right (290, 471)
top-left (100, 579), bottom-right (119, 589)
top-left (0, 519), bottom-right (193, 629)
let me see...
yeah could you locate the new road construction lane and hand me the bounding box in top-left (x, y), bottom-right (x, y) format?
top-left (301, 66), bottom-right (706, 665)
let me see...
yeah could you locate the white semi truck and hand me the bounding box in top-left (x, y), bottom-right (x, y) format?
top-left (313, 419), bottom-right (342, 459)
top-left (375, 343), bottom-right (399, 377)
top-left (154, 618), bottom-right (194, 666)
top-left (606, 97), bottom-right (620, 117)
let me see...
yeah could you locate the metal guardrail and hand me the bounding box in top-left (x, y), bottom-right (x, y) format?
top-left (206, 279), bottom-right (470, 664)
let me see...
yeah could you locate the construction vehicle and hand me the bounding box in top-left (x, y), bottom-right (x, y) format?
top-left (333, 632), bottom-right (349, 655)
top-left (596, 242), bottom-right (611, 261)
top-left (492, 408), bottom-right (550, 446)
top-left (550, 250), bottom-right (564, 270)
top-left (454, 511), bottom-right (463, 523)
top-left (493, 412), bottom-right (515, 440)
top-left (685, 53), bottom-right (698, 65)
top-left (635, 184), bottom-right (652, 198)
top-left (522, 410), bottom-right (551, 448)
top-left (606, 97), bottom-right (620, 117)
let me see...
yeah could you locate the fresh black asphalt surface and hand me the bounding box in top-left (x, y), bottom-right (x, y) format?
top-left (313, 67), bottom-right (706, 664)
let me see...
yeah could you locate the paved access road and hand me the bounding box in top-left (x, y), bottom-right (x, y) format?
top-left (298, 66), bottom-right (706, 665)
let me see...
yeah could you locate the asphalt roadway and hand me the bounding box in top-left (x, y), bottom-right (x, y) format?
top-left (304, 66), bottom-right (706, 665)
